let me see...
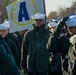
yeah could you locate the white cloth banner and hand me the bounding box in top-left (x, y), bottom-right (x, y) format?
top-left (6, 0), bottom-right (45, 33)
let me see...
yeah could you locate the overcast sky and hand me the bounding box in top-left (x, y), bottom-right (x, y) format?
top-left (45, 0), bottom-right (75, 16)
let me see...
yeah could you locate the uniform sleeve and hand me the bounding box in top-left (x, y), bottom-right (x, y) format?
top-left (50, 35), bottom-right (61, 53)
top-left (21, 33), bottom-right (28, 69)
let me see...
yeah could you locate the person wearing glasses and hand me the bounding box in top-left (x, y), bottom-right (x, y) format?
top-left (21, 13), bottom-right (52, 75)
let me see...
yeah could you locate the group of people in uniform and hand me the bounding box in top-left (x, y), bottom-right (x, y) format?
top-left (0, 13), bottom-right (76, 75)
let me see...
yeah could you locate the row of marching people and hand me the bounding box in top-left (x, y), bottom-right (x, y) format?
top-left (21, 13), bottom-right (76, 75)
top-left (0, 20), bottom-right (21, 75)
top-left (0, 13), bottom-right (76, 75)
top-left (47, 15), bottom-right (76, 75)
top-left (0, 18), bottom-right (28, 75)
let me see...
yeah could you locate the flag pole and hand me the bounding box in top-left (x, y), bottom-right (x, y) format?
top-left (43, 0), bottom-right (46, 23)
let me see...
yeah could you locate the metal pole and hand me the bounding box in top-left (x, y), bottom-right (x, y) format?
top-left (43, 0), bottom-right (46, 23)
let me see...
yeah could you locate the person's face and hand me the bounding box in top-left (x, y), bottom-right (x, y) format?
top-left (67, 26), bottom-right (76, 36)
top-left (0, 29), bottom-right (9, 38)
top-left (34, 19), bottom-right (44, 27)
top-left (49, 26), bottom-right (56, 33)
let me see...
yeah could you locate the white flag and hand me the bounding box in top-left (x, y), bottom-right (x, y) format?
top-left (6, 0), bottom-right (45, 33)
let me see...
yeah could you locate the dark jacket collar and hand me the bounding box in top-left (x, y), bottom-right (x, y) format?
top-left (33, 24), bottom-right (45, 32)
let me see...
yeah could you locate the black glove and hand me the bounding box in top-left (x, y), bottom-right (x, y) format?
top-left (57, 16), bottom-right (69, 30)
top-left (54, 16), bottom-right (69, 36)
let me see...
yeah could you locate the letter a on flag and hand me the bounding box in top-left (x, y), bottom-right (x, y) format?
top-left (6, 0), bottom-right (45, 33)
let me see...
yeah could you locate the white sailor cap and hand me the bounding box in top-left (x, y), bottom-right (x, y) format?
top-left (66, 15), bottom-right (76, 27)
top-left (48, 21), bottom-right (58, 28)
top-left (0, 23), bottom-right (10, 30)
top-left (31, 13), bottom-right (45, 19)
top-left (52, 18), bottom-right (60, 23)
